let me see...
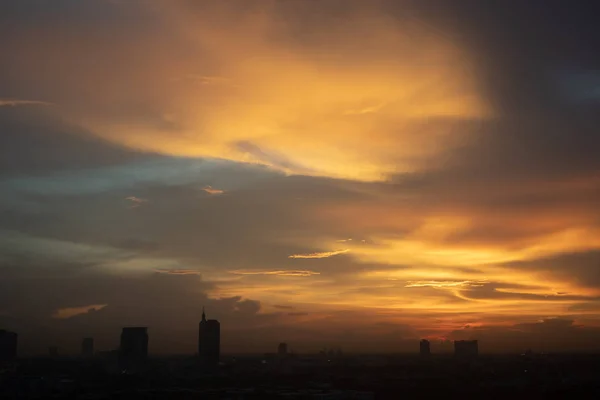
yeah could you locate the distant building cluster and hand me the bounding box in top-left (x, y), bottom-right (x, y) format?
top-left (454, 340), bottom-right (479, 359)
top-left (278, 342), bottom-right (288, 356)
top-left (418, 338), bottom-right (479, 359)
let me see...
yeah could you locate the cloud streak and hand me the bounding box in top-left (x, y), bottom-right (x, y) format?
top-left (229, 270), bottom-right (320, 277)
top-left (52, 304), bottom-right (107, 319)
top-left (202, 186), bottom-right (225, 195)
top-left (154, 269), bottom-right (202, 275)
top-left (288, 249), bottom-right (350, 259)
top-left (125, 196), bottom-right (148, 208)
top-left (0, 99), bottom-right (52, 107)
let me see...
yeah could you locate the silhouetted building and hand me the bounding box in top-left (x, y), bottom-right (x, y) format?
top-left (82, 337), bottom-right (94, 358)
top-left (420, 339), bottom-right (430, 356)
top-left (278, 342), bottom-right (288, 356)
top-left (198, 308), bottom-right (220, 366)
top-left (0, 330), bottom-right (18, 362)
top-left (119, 327), bottom-right (148, 370)
top-left (49, 346), bottom-right (59, 358)
top-left (454, 340), bottom-right (478, 358)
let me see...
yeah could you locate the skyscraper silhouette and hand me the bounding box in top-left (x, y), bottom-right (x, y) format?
top-left (198, 307), bottom-right (220, 366)
top-left (0, 330), bottom-right (18, 362)
top-left (119, 327), bottom-right (148, 370)
top-left (278, 342), bottom-right (288, 356)
top-left (82, 337), bottom-right (94, 358)
top-left (420, 339), bottom-right (431, 356)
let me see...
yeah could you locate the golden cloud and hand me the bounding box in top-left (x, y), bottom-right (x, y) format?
top-left (288, 249), bottom-right (350, 259)
top-left (229, 269), bottom-right (320, 277)
top-left (63, 1), bottom-right (492, 182)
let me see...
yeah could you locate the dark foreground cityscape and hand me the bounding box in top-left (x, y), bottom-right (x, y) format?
top-left (3, 312), bottom-right (600, 399)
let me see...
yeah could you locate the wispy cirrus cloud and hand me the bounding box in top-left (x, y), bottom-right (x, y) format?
top-left (0, 98), bottom-right (52, 107)
top-left (289, 249), bottom-right (350, 259)
top-left (405, 280), bottom-right (488, 288)
top-left (154, 268), bottom-right (202, 275)
top-left (188, 75), bottom-right (232, 86)
top-left (125, 196), bottom-right (148, 208)
top-left (229, 270), bottom-right (320, 277)
top-left (344, 102), bottom-right (387, 115)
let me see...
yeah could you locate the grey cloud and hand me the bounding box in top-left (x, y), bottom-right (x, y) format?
top-left (458, 282), bottom-right (600, 302)
top-left (0, 108), bottom-right (151, 177)
top-left (500, 250), bottom-right (600, 289)
top-left (421, 0), bottom-right (600, 114)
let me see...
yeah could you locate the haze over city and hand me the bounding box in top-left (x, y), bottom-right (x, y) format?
top-left (2, 0), bottom-right (600, 357)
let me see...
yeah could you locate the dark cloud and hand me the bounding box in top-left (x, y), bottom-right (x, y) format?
top-left (501, 251), bottom-right (600, 289)
top-left (0, 107), bottom-right (151, 176)
top-left (458, 282), bottom-right (600, 302)
top-left (416, 0), bottom-right (600, 113)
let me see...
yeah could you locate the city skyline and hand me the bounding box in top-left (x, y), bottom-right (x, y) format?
top-left (2, 0), bottom-right (600, 355)
top-left (2, 316), bottom-right (483, 359)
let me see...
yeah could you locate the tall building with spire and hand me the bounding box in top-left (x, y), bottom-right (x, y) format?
top-left (198, 307), bottom-right (220, 366)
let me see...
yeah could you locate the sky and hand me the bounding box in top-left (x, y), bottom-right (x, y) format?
top-left (1, 0), bottom-right (600, 355)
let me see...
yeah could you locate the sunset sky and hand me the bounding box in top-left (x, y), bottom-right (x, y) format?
top-left (2, 0), bottom-right (600, 355)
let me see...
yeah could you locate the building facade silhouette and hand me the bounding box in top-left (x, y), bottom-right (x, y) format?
top-left (454, 340), bottom-right (478, 358)
top-left (82, 337), bottom-right (94, 358)
top-left (119, 327), bottom-right (148, 370)
top-left (420, 339), bottom-right (431, 356)
top-left (198, 308), bottom-right (220, 366)
top-left (278, 342), bottom-right (288, 356)
top-left (0, 330), bottom-right (18, 362)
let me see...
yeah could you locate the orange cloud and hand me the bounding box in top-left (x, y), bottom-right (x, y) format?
top-left (202, 186), bottom-right (225, 195)
top-left (52, 304), bottom-right (107, 319)
top-left (52, 1), bottom-right (492, 182)
top-left (229, 270), bottom-right (320, 277)
top-left (405, 280), bottom-right (487, 288)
